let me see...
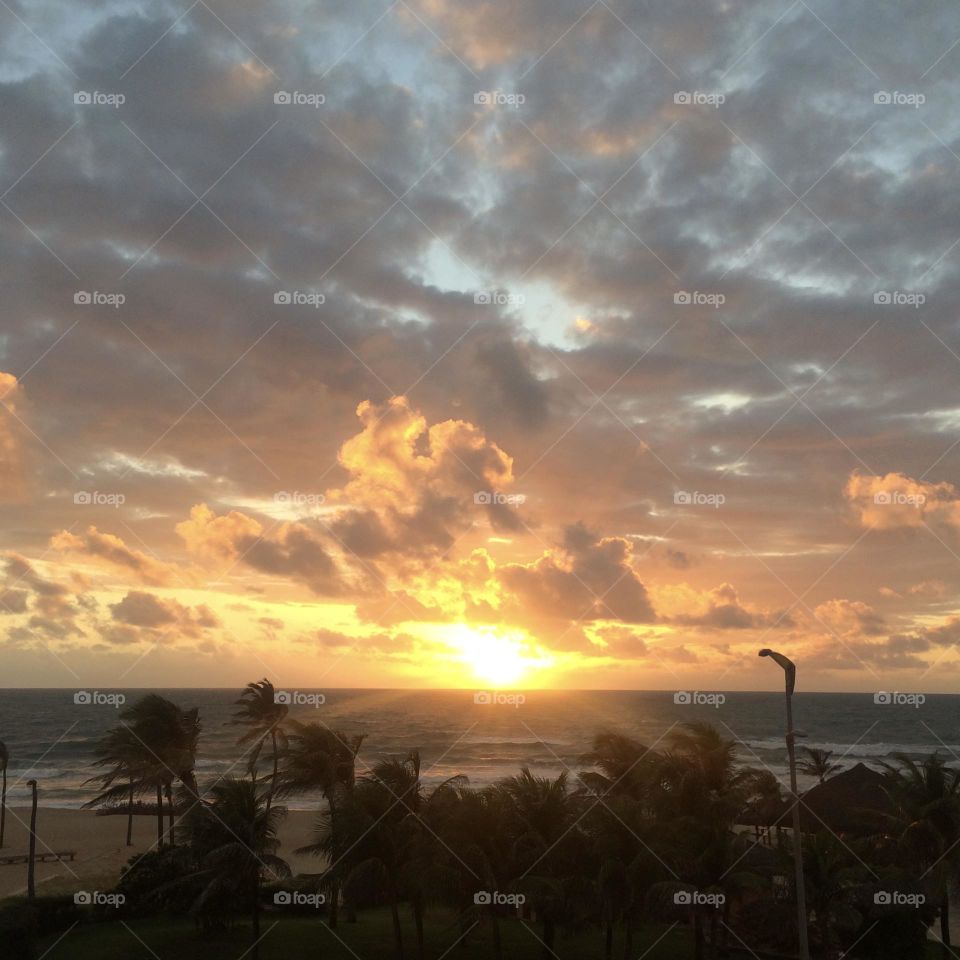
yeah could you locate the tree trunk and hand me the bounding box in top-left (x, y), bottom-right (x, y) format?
top-left (265, 730), bottom-right (277, 816)
top-left (941, 892), bottom-right (951, 956)
top-left (329, 878), bottom-right (340, 928)
top-left (126, 783), bottom-right (134, 846)
top-left (0, 765), bottom-right (6, 848)
top-left (622, 923), bottom-right (633, 960)
top-left (390, 894), bottom-right (405, 960)
top-left (604, 916), bottom-right (613, 960)
top-left (165, 783), bottom-right (175, 846)
top-left (414, 896), bottom-right (425, 960)
top-left (693, 912), bottom-right (704, 960)
top-left (156, 784), bottom-right (164, 849)
top-left (26, 781), bottom-right (37, 900)
top-left (542, 918), bottom-right (555, 960)
top-left (491, 908), bottom-right (503, 960)
top-left (252, 886), bottom-right (261, 960)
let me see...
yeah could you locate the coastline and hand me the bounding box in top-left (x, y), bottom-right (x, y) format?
top-left (0, 807), bottom-right (323, 899)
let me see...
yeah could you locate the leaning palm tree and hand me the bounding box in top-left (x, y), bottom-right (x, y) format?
top-left (184, 777), bottom-right (289, 960)
top-left (85, 724), bottom-right (153, 846)
top-left (0, 741), bottom-right (7, 848)
top-left (798, 747), bottom-right (841, 784)
top-left (118, 694), bottom-right (202, 846)
top-left (233, 679), bottom-right (288, 815)
top-left (875, 752), bottom-right (960, 957)
top-left (279, 722), bottom-right (364, 928)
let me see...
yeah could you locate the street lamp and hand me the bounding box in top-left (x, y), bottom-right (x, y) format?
top-left (758, 649), bottom-right (810, 960)
top-left (26, 779), bottom-right (37, 901)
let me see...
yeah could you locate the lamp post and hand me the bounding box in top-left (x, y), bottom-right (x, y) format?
top-left (26, 779), bottom-right (37, 901)
top-left (758, 649), bottom-right (809, 960)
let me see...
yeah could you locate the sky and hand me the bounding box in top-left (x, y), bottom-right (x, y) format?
top-left (2, 0), bottom-right (960, 692)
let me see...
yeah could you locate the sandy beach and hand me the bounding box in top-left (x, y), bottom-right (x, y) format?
top-left (0, 807), bottom-right (324, 899)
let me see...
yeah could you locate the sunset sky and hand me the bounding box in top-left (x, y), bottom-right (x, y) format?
top-left (2, 0), bottom-right (960, 691)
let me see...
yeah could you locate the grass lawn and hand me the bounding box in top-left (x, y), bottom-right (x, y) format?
top-left (36, 907), bottom-right (694, 959)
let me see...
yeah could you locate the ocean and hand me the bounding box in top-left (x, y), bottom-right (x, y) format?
top-left (0, 688), bottom-right (956, 808)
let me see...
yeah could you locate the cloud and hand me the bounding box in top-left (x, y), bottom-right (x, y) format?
top-left (0, 372), bottom-right (25, 500)
top-left (655, 582), bottom-right (792, 630)
top-left (176, 504), bottom-right (342, 595)
top-left (50, 526), bottom-right (180, 585)
top-left (845, 471), bottom-right (960, 531)
top-left (499, 523), bottom-right (655, 623)
top-left (108, 590), bottom-right (220, 641)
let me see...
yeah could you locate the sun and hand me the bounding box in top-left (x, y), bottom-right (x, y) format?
top-left (448, 624), bottom-right (546, 686)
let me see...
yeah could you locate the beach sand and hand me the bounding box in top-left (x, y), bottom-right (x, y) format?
top-left (0, 807), bottom-right (323, 899)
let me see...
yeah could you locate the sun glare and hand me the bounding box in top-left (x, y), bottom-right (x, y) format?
top-left (449, 624), bottom-right (543, 687)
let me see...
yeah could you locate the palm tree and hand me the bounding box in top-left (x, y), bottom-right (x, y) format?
top-left (117, 694), bottom-right (202, 847)
top-left (85, 724), bottom-right (153, 846)
top-left (798, 747), bottom-right (841, 784)
top-left (233, 679), bottom-right (288, 815)
top-left (184, 777), bottom-right (289, 960)
top-left (876, 752), bottom-right (960, 957)
top-left (498, 768), bottom-right (587, 960)
top-left (280, 722), bottom-right (364, 928)
top-left (0, 741), bottom-right (7, 848)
